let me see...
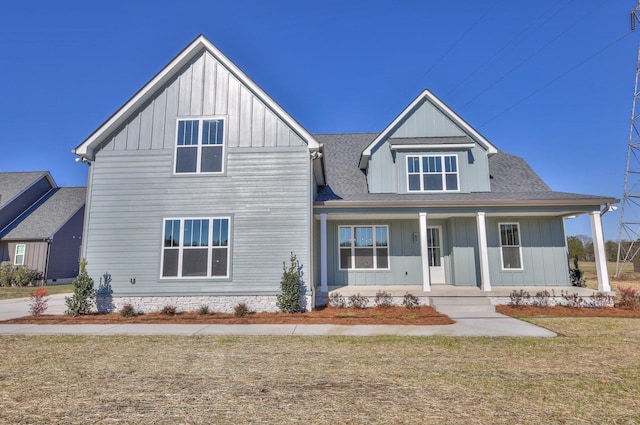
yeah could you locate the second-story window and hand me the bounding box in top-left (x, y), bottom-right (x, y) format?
top-left (175, 118), bottom-right (225, 174)
top-left (407, 154), bottom-right (458, 192)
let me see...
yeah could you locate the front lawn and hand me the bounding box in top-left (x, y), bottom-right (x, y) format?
top-left (0, 318), bottom-right (638, 424)
top-left (0, 284), bottom-right (73, 300)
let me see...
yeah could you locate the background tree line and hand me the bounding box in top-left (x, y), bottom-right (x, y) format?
top-left (567, 236), bottom-right (624, 262)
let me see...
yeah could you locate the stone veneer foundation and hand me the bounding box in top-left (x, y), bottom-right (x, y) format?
top-left (97, 295), bottom-right (313, 314)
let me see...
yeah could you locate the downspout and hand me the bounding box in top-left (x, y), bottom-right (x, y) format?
top-left (43, 238), bottom-right (52, 284)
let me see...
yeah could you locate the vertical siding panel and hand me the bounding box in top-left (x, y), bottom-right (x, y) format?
top-left (113, 124), bottom-right (128, 151)
top-left (251, 100), bottom-right (265, 147)
top-left (138, 102), bottom-right (154, 150)
top-left (226, 75), bottom-right (240, 147)
top-left (202, 54), bottom-right (216, 115)
top-left (277, 120), bottom-right (290, 147)
top-left (164, 77), bottom-right (179, 149)
top-left (126, 115), bottom-right (141, 150)
top-left (264, 110), bottom-right (277, 147)
top-left (177, 64), bottom-right (192, 116)
top-left (239, 87), bottom-right (252, 147)
top-left (215, 63), bottom-right (229, 115)
top-left (151, 89), bottom-right (167, 150)
top-left (190, 54), bottom-right (204, 116)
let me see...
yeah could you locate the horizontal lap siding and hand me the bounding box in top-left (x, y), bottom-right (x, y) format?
top-left (85, 148), bottom-right (310, 296)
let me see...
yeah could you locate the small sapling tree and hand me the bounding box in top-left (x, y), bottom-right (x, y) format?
top-left (65, 259), bottom-right (96, 316)
top-left (277, 252), bottom-right (304, 313)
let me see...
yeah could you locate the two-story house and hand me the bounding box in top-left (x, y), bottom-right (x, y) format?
top-left (73, 36), bottom-right (616, 313)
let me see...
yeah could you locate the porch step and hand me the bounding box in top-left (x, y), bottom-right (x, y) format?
top-left (430, 296), bottom-right (496, 318)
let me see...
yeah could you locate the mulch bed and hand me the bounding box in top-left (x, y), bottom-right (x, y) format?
top-left (1, 306), bottom-right (455, 326)
top-left (496, 305), bottom-right (640, 318)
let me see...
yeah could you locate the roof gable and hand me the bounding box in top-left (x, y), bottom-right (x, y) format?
top-left (0, 172), bottom-right (55, 208)
top-left (359, 90), bottom-right (498, 168)
top-left (74, 35), bottom-right (320, 158)
top-left (1, 187), bottom-right (86, 240)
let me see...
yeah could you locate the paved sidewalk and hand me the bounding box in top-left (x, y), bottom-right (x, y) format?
top-left (0, 295), bottom-right (556, 337)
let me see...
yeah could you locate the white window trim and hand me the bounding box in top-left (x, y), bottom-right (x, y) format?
top-left (406, 154), bottom-right (460, 192)
top-left (14, 244), bottom-right (25, 266)
top-left (160, 217), bottom-right (231, 279)
top-left (498, 222), bottom-right (524, 271)
top-left (173, 116), bottom-right (227, 175)
top-left (338, 225), bottom-right (390, 271)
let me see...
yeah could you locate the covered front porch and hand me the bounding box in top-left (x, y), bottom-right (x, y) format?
top-left (315, 208), bottom-right (613, 307)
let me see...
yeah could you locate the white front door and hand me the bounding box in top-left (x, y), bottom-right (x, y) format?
top-left (427, 226), bottom-right (445, 284)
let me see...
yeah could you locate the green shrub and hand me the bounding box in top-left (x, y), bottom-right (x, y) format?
top-left (328, 292), bottom-right (346, 308)
top-left (161, 305), bottom-right (177, 316)
top-left (569, 257), bottom-right (586, 287)
top-left (277, 252), bottom-right (304, 313)
top-left (0, 263), bottom-right (42, 287)
top-left (119, 304), bottom-right (137, 318)
top-left (374, 291), bottom-right (394, 308)
top-left (197, 305), bottom-right (211, 316)
top-left (349, 293), bottom-right (369, 309)
top-left (234, 303), bottom-right (250, 318)
top-left (65, 259), bottom-right (95, 316)
top-left (402, 293), bottom-right (420, 309)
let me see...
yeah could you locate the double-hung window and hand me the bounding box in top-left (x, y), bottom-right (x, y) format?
top-left (407, 154), bottom-right (458, 191)
top-left (339, 226), bottom-right (389, 270)
top-left (14, 244), bottom-right (25, 266)
top-left (499, 223), bottom-right (522, 270)
top-left (175, 118), bottom-right (225, 174)
top-left (162, 217), bottom-right (230, 278)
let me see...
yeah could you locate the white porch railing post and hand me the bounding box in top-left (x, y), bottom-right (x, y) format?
top-left (590, 210), bottom-right (612, 292)
top-left (419, 212), bottom-right (431, 292)
top-left (320, 213), bottom-right (328, 294)
top-left (476, 212), bottom-right (492, 291)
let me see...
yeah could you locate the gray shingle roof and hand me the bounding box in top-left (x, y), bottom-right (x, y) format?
top-left (1, 187), bottom-right (86, 240)
top-left (0, 172), bottom-right (52, 208)
top-left (314, 133), bottom-right (615, 205)
top-left (388, 136), bottom-right (472, 146)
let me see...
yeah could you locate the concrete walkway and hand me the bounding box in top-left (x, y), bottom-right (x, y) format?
top-left (0, 294), bottom-right (556, 337)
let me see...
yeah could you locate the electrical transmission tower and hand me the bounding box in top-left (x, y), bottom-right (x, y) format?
top-left (615, 3), bottom-right (640, 276)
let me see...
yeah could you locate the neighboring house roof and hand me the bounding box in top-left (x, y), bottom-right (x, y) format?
top-left (0, 171), bottom-right (55, 208)
top-left (314, 133), bottom-right (617, 207)
top-left (73, 34), bottom-right (320, 159)
top-left (359, 90), bottom-right (499, 169)
top-left (1, 187), bottom-right (86, 240)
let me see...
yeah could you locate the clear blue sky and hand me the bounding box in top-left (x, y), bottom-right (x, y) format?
top-left (0, 0), bottom-right (635, 240)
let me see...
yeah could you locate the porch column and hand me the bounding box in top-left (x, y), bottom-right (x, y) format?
top-left (590, 210), bottom-right (612, 292)
top-left (419, 212), bottom-right (431, 292)
top-left (320, 213), bottom-right (328, 294)
top-left (476, 212), bottom-right (492, 291)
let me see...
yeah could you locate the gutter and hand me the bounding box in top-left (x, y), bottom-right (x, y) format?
top-left (313, 197), bottom-right (620, 209)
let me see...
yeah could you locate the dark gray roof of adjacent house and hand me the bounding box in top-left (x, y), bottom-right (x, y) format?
top-left (0, 171), bottom-right (52, 208)
top-left (313, 133), bottom-right (615, 205)
top-left (1, 187), bottom-right (86, 240)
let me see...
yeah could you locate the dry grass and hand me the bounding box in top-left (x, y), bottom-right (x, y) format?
top-left (1, 319), bottom-right (639, 424)
top-left (0, 284), bottom-right (72, 300)
top-left (580, 261), bottom-right (640, 293)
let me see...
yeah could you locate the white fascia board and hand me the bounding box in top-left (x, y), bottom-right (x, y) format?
top-left (74, 35), bottom-right (319, 158)
top-left (390, 143), bottom-right (476, 150)
top-left (358, 89), bottom-right (498, 169)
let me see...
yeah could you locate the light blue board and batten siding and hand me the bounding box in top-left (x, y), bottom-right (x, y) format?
top-left (97, 50), bottom-right (305, 153)
top-left (83, 48), bottom-right (312, 296)
top-left (367, 98), bottom-right (490, 193)
top-left (318, 215), bottom-right (570, 288)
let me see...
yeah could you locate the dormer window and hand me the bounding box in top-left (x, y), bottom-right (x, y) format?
top-left (407, 154), bottom-right (458, 192)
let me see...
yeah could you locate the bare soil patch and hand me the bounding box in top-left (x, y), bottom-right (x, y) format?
top-left (2, 305), bottom-right (454, 326)
top-left (497, 304), bottom-right (640, 318)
